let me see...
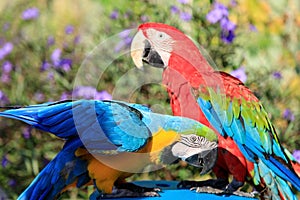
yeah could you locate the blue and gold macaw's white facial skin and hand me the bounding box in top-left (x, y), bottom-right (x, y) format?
top-left (172, 134), bottom-right (217, 173)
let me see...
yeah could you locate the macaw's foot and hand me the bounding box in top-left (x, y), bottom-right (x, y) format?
top-left (95, 183), bottom-right (161, 199)
top-left (177, 178), bottom-right (229, 190)
top-left (191, 186), bottom-right (257, 198)
top-left (116, 182), bottom-right (161, 194)
top-left (223, 179), bottom-right (244, 193)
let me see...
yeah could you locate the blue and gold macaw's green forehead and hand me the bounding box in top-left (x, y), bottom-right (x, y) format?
top-left (136, 108), bottom-right (218, 144)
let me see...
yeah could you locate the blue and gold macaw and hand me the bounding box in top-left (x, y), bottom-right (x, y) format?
top-left (0, 100), bottom-right (218, 199)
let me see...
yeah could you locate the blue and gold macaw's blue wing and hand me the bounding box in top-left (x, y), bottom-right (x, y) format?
top-left (0, 100), bottom-right (218, 199)
top-left (0, 100), bottom-right (151, 153)
top-left (18, 138), bottom-right (90, 200)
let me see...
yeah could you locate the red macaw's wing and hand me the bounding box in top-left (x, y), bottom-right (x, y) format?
top-left (195, 71), bottom-right (300, 198)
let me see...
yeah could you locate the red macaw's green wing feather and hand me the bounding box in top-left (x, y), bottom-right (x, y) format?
top-left (195, 71), bottom-right (300, 198)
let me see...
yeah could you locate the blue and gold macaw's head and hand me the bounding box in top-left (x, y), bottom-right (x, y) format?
top-left (129, 102), bottom-right (218, 175)
top-left (171, 134), bottom-right (218, 174)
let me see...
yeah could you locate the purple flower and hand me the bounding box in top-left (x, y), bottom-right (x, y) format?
top-left (47, 36), bottom-right (55, 46)
top-left (22, 7), bottom-right (39, 20)
top-left (47, 71), bottom-right (54, 80)
top-left (2, 23), bottom-right (10, 32)
top-left (1, 73), bottom-right (10, 83)
top-left (65, 25), bottom-right (74, 34)
top-left (249, 24), bottom-right (257, 32)
top-left (219, 18), bottom-right (236, 43)
top-left (292, 150), bottom-right (300, 163)
top-left (2, 61), bottom-right (12, 73)
top-left (170, 6), bottom-right (180, 14)
top-left (230, 0), bottom-right (237, 7)
top-left (124, 37), bottom-right (132, 46)
top-left (119, 29), bottom-right (131, 39)
top-left (34, 92), bottom-right (45, 102)
top-left (0, 90), bottom-right (9, 106)
top-left (59, 58), bottom-right (72, 71)
top-left (206, 2), bottom-right (228, 24)
top-left (72, 86), bottom-right (98, 99)
top-left (283, 109), bottom-right (295, 122)
top-left (178, 0), bottom-right (189, 4)
top-left (95, 90), bottom-right (112, 100)
top-left (115, 29), bottom-right (133, 52)
top-left (74, 35), bottom-right (80, 44)
top-left (114, 41), bottom-right (126, 53)
top-left (110, 10), bottom-right (119, 20)
top-left (272, 71), bottom-right (282, 79)
top-left (1, 155), bottom-right (8, 168)
top-left (221, 29), bottom-right (235, 43)
top-left (40, 61), bottom-right (51, 71)
top-left (8, 179), bottom-right (16, 187)
top-left (220, 18), bottom-right (236, 31)
top-left (230, 67), bottom-right (247, 83)
top-left (60, 92), bottom-right (70, 100)
top-left (22, 126), bottom-right (32, 139)
top-left (0, 42), bottom-right (13, 60)
top-left (51, 48), bottom-right (61, 66)
top-left (180, 12), bottom-right (192, 22)
top-left (72, 86), bottom-right (112, 100)
top-left (140, 15), bottom-right (148, 22)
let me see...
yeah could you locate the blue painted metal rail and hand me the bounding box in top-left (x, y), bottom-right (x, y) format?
top-left (109, 181), bottom-right (257, 200)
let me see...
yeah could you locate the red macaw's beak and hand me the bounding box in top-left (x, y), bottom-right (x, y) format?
top-left (131, 30), bottom-right (165, 69)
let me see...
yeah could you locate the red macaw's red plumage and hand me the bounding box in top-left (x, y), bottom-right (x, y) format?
top-left (131, 22), bottom-right (300, 199)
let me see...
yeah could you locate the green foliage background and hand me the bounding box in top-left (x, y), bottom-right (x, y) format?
top-left (0, 0), bottom-right (299, 198)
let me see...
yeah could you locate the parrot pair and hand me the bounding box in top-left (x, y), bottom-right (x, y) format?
top-left (131, 22), bottom-right (300, 199)
top-left (0, 99), bottom-right (218, 199)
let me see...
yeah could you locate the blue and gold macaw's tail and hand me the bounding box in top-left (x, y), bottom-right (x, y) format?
top-left (18, 139), bottom-right (90, 200)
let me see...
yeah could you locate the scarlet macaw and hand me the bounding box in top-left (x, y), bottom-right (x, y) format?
top-left (0, 99), bottom-right (218, 199)
top-left (131, 22), bottom-right (300, 199)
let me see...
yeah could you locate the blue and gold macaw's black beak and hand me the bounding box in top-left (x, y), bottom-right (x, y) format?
top-left (185, 148), bottom-right (218, 175)
top-left (131, 30), bottom-right (165, 69)
top-left (171, 134), bottom-right (218, 175)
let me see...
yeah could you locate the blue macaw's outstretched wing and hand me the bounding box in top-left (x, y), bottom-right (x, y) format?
top-left (1, 100), bottom-right (152, 199)
top-left (0, 100), bottom-right (151, 153)
top-left (18, 138), bottom-right (90, 200)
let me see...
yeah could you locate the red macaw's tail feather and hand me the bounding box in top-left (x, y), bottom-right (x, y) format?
top-left (291, 162), bottom-right (300, 177)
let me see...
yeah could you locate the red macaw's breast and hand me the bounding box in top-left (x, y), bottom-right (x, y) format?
top-left (162, 67), bottom-right (255, 183)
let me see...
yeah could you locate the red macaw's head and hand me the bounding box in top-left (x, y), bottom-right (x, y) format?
top-left (130, 22), bottom-right (213, 74)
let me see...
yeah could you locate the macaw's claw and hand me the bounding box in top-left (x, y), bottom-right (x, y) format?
top-left (223, 179), bottom-right (244, 193)
top-left (191, 186), bottom-right (257, 198)
top-left (98, 183), bottom-right (161, 199)
top-left (177, 179), bottom-right (228, 190)
top-left (116, 182), bottom-right (162, 193)
top-left (100, 189), bottom-right (160, 198)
